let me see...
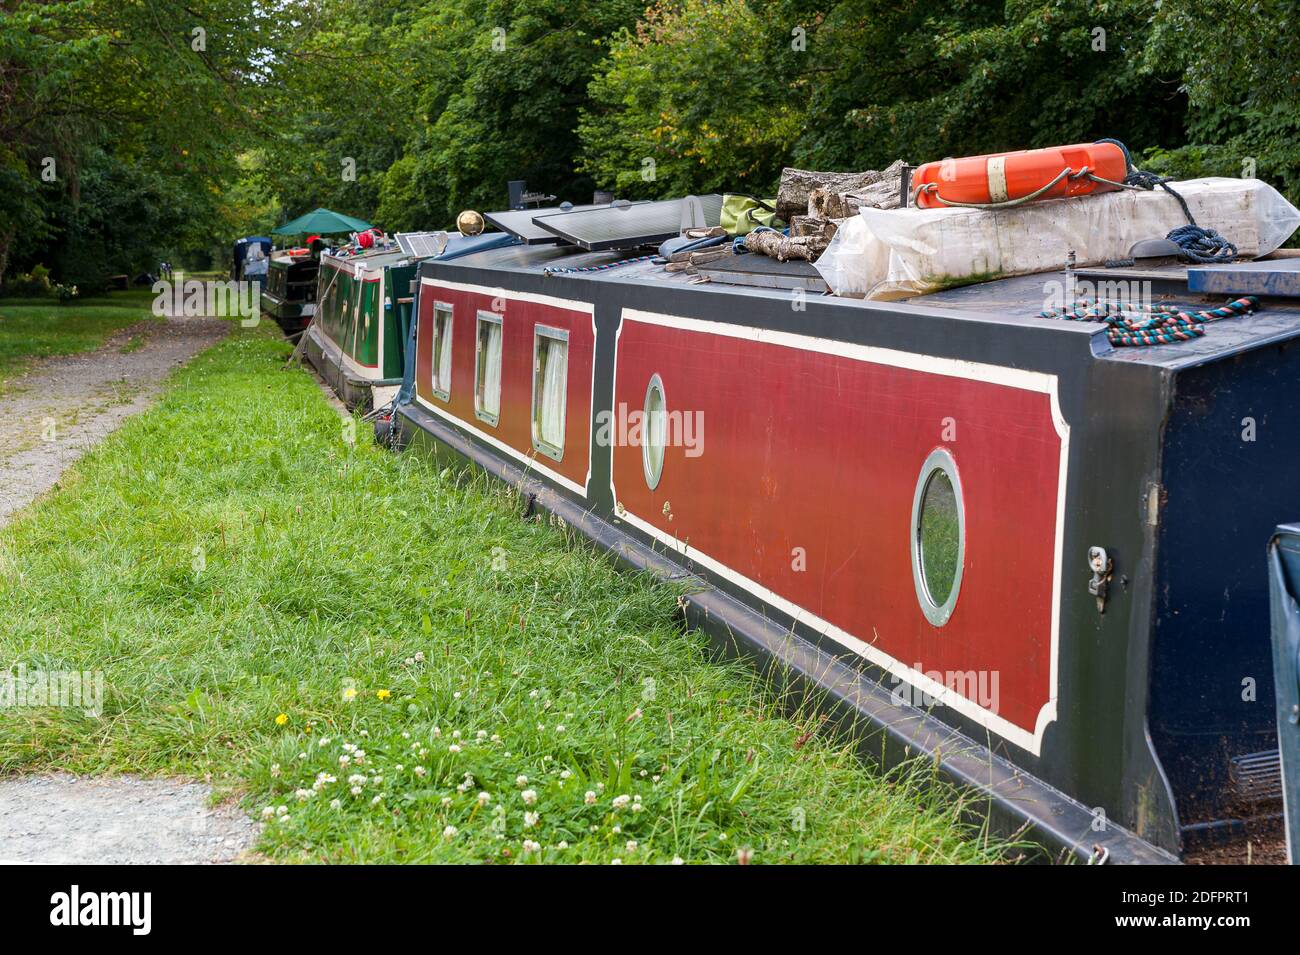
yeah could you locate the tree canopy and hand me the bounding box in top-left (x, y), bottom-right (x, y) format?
top-left (2, 0), bottom-right (1296, 289)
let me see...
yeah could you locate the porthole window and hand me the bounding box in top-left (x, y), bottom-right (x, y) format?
top-left (910, 448), bottom-right (965, 627)
top-left (642, 374), bottom-right (666, 490)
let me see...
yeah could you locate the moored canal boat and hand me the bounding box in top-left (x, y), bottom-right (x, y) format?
top-left (261, 247), bottom-right (320, 335)
top-left (389, 181), bottom-right (1300, 864)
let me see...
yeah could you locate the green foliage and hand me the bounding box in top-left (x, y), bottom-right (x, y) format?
top-left (579, 0), bottom-right (805, 197)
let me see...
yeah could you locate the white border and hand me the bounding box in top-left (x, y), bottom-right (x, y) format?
top-left (611, 308), bottom-right (1070, 756)
top-left (413, 278), bottom-right (595, 498)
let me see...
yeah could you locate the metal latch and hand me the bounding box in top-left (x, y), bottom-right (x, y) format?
top-left (1088, 546), bottom-right (1113, 614)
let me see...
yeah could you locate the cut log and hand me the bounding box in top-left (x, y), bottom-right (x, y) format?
top-left (789, 216), bottom-right (839, 243)
top-left (742, 229), bottom-right (831, 263)
top-left (776, 159), bottom-right (908, 221)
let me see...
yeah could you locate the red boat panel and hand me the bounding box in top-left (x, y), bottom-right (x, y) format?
top-left (415, 280), bottom-right (594, 494)
top-left (610, 311), bottom-right (1066, 749)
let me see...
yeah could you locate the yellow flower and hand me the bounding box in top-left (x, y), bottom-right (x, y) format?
top-left (343, 687), bottom-right (358, 701)
top-left (377, 689), bottom-right (392, 701)
top-left (275, 713), bottom-right (288, 726)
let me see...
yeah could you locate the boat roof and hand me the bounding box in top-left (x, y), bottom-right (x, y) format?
top-left (423, 241), bottom-right (1300, 369)
top-left (322, 247), bottom-right (415, 270)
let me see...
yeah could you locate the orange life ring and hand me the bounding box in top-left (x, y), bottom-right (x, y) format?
top-left (911, 142), bottom-right (1129, 210)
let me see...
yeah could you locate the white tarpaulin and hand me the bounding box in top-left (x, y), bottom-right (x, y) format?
top-left (814, 178), bottom-right (1300, 300)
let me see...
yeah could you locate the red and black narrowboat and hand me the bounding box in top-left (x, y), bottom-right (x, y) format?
top-left (390, 204), bottom-right (1300, 864)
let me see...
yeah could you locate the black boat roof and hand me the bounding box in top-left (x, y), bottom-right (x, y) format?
top-left (424, 239), bottom-right (1300, 369)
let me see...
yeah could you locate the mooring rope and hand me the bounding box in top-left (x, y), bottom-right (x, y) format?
top-left (1040, 295), bottom-right (1259, 347)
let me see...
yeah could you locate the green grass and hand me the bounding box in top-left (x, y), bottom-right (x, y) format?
top-left (0, 288), bottom-right (159, 384)
top-left (0, 324), bottom-right (1012, 864)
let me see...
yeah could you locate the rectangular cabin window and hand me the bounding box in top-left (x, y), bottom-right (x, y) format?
top-left (431, 302), bottom-right (453, 401)
top-left (531, 325), bottom-right (569, 461)
top-left (475, 311), bottom-right (503, 426)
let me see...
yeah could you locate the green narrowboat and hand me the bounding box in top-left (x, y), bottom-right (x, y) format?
top-left (261, 249), bottom-right (320, 335)
top-left (305, 248), bottom-right (418, 410)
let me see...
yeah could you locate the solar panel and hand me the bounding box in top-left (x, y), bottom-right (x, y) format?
top-left (396, 231), bottom-right (450, 259)
top-left (532, 195), bottom-right (723, 251)
top-left (484, 203), bottom-right (646, 245)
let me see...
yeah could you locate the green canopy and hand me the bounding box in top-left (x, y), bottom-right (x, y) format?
top-left (272, 208), bottom-right (374, 236)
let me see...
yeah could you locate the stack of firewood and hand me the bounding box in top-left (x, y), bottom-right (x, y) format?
top-left (743, 159), bottom-right (908, 263)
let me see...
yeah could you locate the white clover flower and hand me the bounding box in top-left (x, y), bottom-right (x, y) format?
top-left (359, 730), bottom-right (368, 738)
top-left (339, 755), bottom-right (350, 766)
top-left (343, 743), bottom-right (357, 753)
top-left (330, 799), bottom-right (341, 809)
top-left (351, 786), bottom-right (362, 796)
top-left (261, 806), bottom-right (275, 818)
top-left (491, 734), bottom-right (501, 743)
top-left (371, 794), bottom-right (383, 806)
top-left (529, 690), bottom-right (539, 699)
top-left (524, 811), bottom-right (539, 828)
top-left (626, 840), bottom-right (637, 853)
top-left (610, 858), bottom-right (622, 865)
top-left (477, 792), bottom-right (491, 806)
top-left (555, 725), bottom-right (565, 734)
top-left (295, 789), bottom-right (312, 801)
top-left (414, 766), bottom-right (427, 778)
top-left (522, 839), bottom-right (540, 854)
top-left (453, 691), bottom-right (462, 700)
top-left (270, 763), bottom-right (281, 778)
top-left (432, 727), bottom-right (442, 738)
top-left (441, 796), bottom-right (452, 807)
top-left (612, 794), bottom-right (631, 810)
top-left (448, 744), bottom-right (461, 754)
top-left (537, 724), bottom-right (545, 732)
top-left (515, 775), bottom-right (528, 788)
top-left (276, 806), bottom-right (288, 816)
top-left (443, 825), bottom-right (457, 840)
top-left (395, 765), bottom-right (404, 772)
top-left (584, 791), bottom-right (597, 805)
top-left (418, 748), bottom-right (428, 757)
top-left (521, 789), bottom-right (537, 805)
top-left (414, 652), bottom-right (425, 663)
top-left (560, 770), bottom-right (572, 780)
top-left (557, 841), bottom-right (568, 850)
top-left (402, 731), bottom-right (411, 740)
top-left (452, 729), bottom-right (461, 739)
top-left (476, 730), bottom-right (488, 741)
top-left (671, 857), bottom-right (684, 865)
top-left (318, 737), bottom-right (331, 747)
top-left (612, 825), bottom-right (621, 834)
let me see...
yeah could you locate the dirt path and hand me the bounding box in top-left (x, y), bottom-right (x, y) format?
top-left (0, 775), bottom-right (257, 864)
top-left (0, 313), bottom-right (262, 863)
top-left (0, 315), bottom-right (227, 524)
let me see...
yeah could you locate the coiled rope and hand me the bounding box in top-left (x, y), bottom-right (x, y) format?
top-left (1040, 295), bottom-right (1259, 347)
top-left (1090, 138), bottom-right (1237, 264)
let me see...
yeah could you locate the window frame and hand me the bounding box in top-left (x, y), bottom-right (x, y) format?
top-left (474, 309), bottom-right (504, 427)
top-left (909, 447), bottom-right (965, 627)
top-left (530, 323), bottom-right (570, 462)
top-left (642, 373), bottom-right (667, 491)
top-left (431, 301), bottom-right (454, 401)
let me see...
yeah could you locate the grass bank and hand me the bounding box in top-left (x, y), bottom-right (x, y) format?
top-left (0, 323), bottom-right (1010, 864)
top-left (0, 288), bottom-right (159, 385)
